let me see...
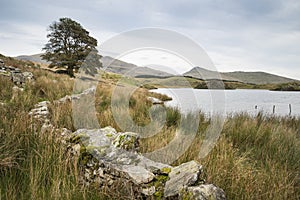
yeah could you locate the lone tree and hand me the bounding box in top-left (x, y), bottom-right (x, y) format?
top-left (42, 18), bottom-right (97, 77)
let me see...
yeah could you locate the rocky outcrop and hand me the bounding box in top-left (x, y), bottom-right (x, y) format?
top-left (0, 59), bottom-right (34, 86)
top-left (68, 127), bottom-right (226, 199)
top-left (28, 88), bottom-right (226, 200)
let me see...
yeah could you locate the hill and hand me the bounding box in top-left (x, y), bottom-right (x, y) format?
top-left (15, 54), bottom-right (174, 78)
top-left (224, 71), bottom-right (296, 84)
top-left (101, 56), bottom-right (173, 78)
top-left (183, 66), bottom-right (238, 81)
top-left (184, 66), bottom-right (298, 84)
top-left (15, 53), bottom-right (49, 64)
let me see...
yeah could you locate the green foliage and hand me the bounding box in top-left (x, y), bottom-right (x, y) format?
top-left (272, 82), bottom-right (300, 91)
top-left (42, 18), bottom-right (98, 77)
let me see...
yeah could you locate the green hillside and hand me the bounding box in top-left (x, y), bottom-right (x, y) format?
top-left (225, 71), bottom-right (296, 84)
top-left (183, 67), bottom-right (298, 85)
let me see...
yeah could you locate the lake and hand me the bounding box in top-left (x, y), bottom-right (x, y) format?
top-left (152, 88), bottom-right (300, 117)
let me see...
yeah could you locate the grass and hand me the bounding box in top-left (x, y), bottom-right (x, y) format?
top-left (0, 55), bottom-right (299, 199)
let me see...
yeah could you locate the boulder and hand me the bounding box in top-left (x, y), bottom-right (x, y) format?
top-left (22, 71), bottom-right (34, 81)
top-left (180, 184), bottom-right (226, 200)
top-left (164, 161), bottom-right (202, 197)
top-left (10, 71), bottom-right (25, 85)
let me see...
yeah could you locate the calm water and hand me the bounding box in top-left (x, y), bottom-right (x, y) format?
top-left (152, 88), bottom-right (300, 117)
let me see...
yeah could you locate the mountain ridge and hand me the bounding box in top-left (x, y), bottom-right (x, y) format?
top-left (183, 66), bottom-right (298, 84)
top-left (14, 53), bottom-right (298, 84)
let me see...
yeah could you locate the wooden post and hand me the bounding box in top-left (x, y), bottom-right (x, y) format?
top-left (273, 105), bottom-right (276, 114)
top-left (289, 104), bottom-right (292, 115)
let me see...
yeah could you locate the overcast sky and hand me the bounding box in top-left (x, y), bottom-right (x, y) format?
top-left (0, 0), bottom-right (299, 79)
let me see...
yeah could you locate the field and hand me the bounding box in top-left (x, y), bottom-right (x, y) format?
top-left (0, 56), bottom-right (299, 199)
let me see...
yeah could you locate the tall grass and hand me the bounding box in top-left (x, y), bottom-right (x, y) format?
top-left (1, 57), bottom-right (299, 199)
top-left (50, 78), bottom-right (300, 200)
top-left (139, 112), bottom-right (299, 199)
top-left (0, 68), bottom-right (110, 199)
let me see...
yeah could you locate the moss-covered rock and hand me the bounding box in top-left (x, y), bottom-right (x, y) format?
top-left (113, 132), bottom-right (139, 151)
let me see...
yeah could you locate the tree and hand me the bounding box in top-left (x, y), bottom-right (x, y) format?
top-left (42, 18), bottom-right (97, 77)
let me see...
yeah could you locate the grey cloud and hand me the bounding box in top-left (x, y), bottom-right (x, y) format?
top-left (0, 0), bottom-right (299, 79)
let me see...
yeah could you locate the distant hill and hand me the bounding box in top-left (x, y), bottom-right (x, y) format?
top-left (183, 67), bottom-right (238, 81)
top-left (15, 54), bottom-right (173, 78)
top-left (184, 67), bottom-right (297, 84)
top-left (15, 53), bottom-right (49, 64)
top-left (101, 56), bottom-right (173, 78)
top-left (223, 71), bottom-right (296, 84)
top-left (16, 54), bottom-right (298, 84)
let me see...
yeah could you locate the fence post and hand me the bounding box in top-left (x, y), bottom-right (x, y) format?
top-left (273, 105), bottom-right (276, 114)
top-left (289, 104), bottom-right (292, 115)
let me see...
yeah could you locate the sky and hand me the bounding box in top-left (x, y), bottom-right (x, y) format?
top-left (0, 0), bottom-right (299, 79)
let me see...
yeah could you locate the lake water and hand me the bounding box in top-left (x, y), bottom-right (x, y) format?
top-left (152, 88), bottom-right (300, 117)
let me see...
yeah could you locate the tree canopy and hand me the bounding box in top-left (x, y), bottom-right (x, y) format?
top-left (42, 18), bottom-right (97, 77)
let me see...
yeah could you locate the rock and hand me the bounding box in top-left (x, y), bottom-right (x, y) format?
top-left (164, 161), bottom-right (202, 197)
top-left (71, 128), bottom-right (171, 192)
top-left (0, 59), bottom-right (34, 86)
top-left (11, 86), bottom-right (24, 100)
top-left (148, 97), bottom-right (163, 104)
top-left (113, 132), bottom-right (139, 151)
top-left (22, 71), bottom-right (34, 81)
top-left (180, 184), bottom-right (226, 200)
top-left (40, 123), bottom-right (55, 134)
top-left (0, 59), bottom-right (4, 67)
top-left (10, 71), bottom-right (25, 85)
top-left (56, 87), bottom-right (96, 103)
top-left (28, 101), bottom-right (50, 122)
top-left (121, 165), bottom-right (155, 184)
top-left (69, 127), bottom-right (225, 199)
top-left (12, 85), bottom-right (24, 92)
top-left (142, 186), bottom-right (156, 196)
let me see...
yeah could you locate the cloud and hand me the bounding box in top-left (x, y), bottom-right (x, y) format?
top-left (0, 0), bottom-right (299, 79)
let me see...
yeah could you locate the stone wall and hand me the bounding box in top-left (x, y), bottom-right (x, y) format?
top-left (0, 59), bottom-right (34, 86)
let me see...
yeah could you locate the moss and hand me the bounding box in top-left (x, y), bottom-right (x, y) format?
top-left (161, 167), bottom-right (171, 175)
top-left (180, 189), bottom-right (193, 200)
top-left (119, 135), bottom-right (125, 142)
top-left (154, 191), bottom-right (163, 199)
top-left (78, 145), bottom-right (97, 166)
top-left (147, 174), bottom-right (169, 198)
top-left (115, 134), bottom-right (137, 150)
top-left (156, 175), bottom-right (169, 183)
top-left (79, 150), bottom-right (93, 166)
top-left (80, 146), bottom-right (86, 154)
top-left (105, 133), bottom-right (113, 137)
top-left (69, 133), bottom-right (89, 144)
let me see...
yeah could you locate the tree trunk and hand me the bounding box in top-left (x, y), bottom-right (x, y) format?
top-left (67, 66), bottom-right (75, 77)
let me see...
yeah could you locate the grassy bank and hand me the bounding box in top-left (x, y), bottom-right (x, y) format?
top-left (0, 57), bottom-right (299, 199)
top-left (136, 75), bottom-right (300, 91)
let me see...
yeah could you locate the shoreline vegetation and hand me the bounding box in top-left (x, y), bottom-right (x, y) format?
top-left (137, 76), bottom-right (300, 91)
top-left (0, 55), bottom-right (299, 199)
